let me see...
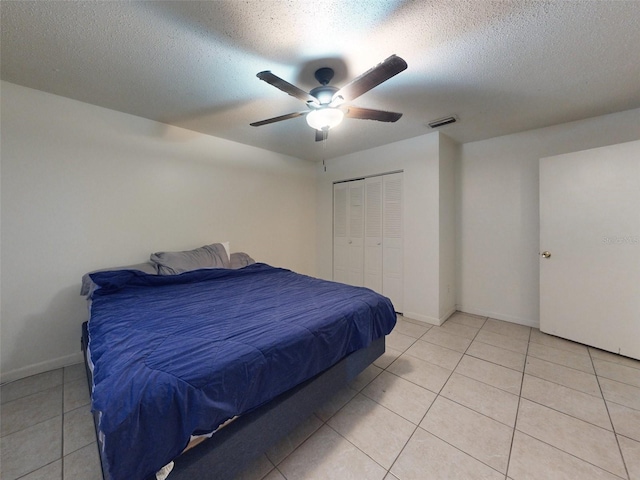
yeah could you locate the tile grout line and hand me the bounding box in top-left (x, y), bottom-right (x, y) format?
top-left (0, 383), bottom-right (65, 426)
top-left (509, 330), bottom-right (635, 480)
top-left (354, 329), bottom-right (427, 479)
top-left (385, 316), bottom-right (494, 479)
top-left (503, 326), bottom-right (532, 479)
top-left (13, 460), bottom-right (62, 480)
top-left (589, 346), bottom-right (632, 480)
top-left (417, 317), bottom-right (517, 477)
top-left (589, 348), bottom-right (640, 372)
top-left (518, 396), bottom-right (616, 434)
top-left (377, 324), bottom-right (441, 479)
top-left (323, 421), bottom-right (391, 476)
top-left (62, 366), bottom-right (66, 479)
top-left (518, 332), bottom-right (633, 479)
top-left (522, 370), bottom-right (603, 400)
top-left (512, 430), bottom-right (630, 480)
top-left (521, 339), bottom-right (626, 430)
top-left (590, 368), bottom-right (640, 390)
top-left (293, 324), bottom-right (423, 476)
top-left (604, 398), bottom-right (640, 414)
top-left (6, 385), bottom-right (65, 480)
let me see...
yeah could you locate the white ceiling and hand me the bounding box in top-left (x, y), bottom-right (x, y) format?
top-left (2, 1), bottom-right (639, 161)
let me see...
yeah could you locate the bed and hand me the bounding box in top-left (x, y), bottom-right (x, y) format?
top-left (81, 244), bottom-right (396, 480)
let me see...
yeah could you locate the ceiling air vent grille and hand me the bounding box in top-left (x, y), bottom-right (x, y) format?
top-left (428, 116), bottom-right (457, 128)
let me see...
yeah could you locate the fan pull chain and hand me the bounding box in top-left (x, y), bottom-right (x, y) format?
top-left (322, 131), bottom-right (327, 172)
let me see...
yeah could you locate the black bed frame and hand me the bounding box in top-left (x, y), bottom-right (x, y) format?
top-left (81, 322), bottom-right (384, 480)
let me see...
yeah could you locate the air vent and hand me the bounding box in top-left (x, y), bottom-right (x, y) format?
top-left (427, 116), bottom-right (457, 128)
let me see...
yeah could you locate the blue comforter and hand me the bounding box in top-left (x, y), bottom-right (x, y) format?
top-left (88, 264), bottom-right (396, 480)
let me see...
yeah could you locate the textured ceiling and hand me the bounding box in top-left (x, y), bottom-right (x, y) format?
top-left (2, 1), bottom-right (639, 161)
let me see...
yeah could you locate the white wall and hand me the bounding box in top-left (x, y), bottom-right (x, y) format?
top-left (1, 82), bottom-right (317, 382)
top-left (456, 108), bottom-right (640, 327)
top-left (439, 134), bottom-right (457, 319)
top-left (316, 132), bottom-right (453, 324)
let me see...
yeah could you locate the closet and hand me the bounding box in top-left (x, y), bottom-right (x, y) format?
top-left (333, 172), bottom-right (403, 312)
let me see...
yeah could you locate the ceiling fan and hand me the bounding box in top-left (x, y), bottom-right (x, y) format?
top-left (250, 55), bottom-right (408, 141)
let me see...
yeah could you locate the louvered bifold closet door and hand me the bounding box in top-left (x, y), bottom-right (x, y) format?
top-left (383, 173), bottom-right (403, 312)
top-left (347, 181), bottom-right (365, 286)
top-left (364, 176), bottom-right (383, 293)
top-left (333, 180), bottom-right (365, 287)
top-left (334, 174), bottom-right (402, 305)
top-left (333, 183), bottom-right (349, 284)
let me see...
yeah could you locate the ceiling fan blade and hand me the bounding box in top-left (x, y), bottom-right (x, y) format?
top-left (332, 55), bottom-right (408, 103)
top-left (344, 106), bottom-right (403, 122)
top-left (257, 71), bottom-right (318, 104)
top-left (250, 111), bottom-right (306, 127)
top-left (315, 129), bottom-right (328, 142)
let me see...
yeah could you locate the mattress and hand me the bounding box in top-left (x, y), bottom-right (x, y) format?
top-left (87, 263), bottom-right (396, 480)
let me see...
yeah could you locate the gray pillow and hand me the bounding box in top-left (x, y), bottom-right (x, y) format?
top-left (80, 262), bottom-right (157, 295)
top-left (150, 243), bottom-right (230, 275)
top-left (230, 252), bottom-right (256, 269)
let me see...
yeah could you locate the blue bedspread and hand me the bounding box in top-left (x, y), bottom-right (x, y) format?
top-left (88, 264), bottom-right (396, 480)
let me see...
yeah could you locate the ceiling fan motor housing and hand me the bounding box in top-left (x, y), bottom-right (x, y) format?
top-left (310, 67), bottom-right (339, 105)
top-left (309, 85), bottom-right (339, 105)
top-left (314, 67), bottom-right (335, 85)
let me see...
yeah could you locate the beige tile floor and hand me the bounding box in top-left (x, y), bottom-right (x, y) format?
top-left (2, 312), bottom-right (640, 480)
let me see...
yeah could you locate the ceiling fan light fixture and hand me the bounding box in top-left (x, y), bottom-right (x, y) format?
top-left (306, 107), bottom-right (344, 131)
top-left (252, 55), bottom-right (408, 141)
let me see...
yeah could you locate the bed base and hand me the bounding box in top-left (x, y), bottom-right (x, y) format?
top-left (81, 322), bottom-right (384, 480)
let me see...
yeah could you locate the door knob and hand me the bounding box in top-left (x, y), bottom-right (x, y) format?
top-left (541, 251), bottom-right (551, 258)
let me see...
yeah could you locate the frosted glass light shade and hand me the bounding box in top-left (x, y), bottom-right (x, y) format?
top-left (306, 108), bottom-right (344, 130)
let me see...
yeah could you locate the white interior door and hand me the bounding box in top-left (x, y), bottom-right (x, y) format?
top-left (540, 140), bottom-right (640, 360)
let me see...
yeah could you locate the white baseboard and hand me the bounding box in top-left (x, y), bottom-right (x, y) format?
top-left (440, 306), bottom-right (457, 324)
top-left (402, 311), bottom-right (440, 325)
top-left (402, 309), bottom-right (456, 327)
top-left (455, 304), bottom-right (539, 328)
top-left (1, 351), bottom-right (84, 385)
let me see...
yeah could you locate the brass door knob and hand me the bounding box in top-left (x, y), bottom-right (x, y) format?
top-left (541, 251), bottom-right (551, 258)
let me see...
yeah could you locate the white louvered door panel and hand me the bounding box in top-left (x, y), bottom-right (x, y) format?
top-left (383, 173), bottom-right (403, 312)
top-left (347, 181), bottom-right (365, 287)
top-left (333, 183), bottom-right (349, 284)
top-left (364, 176), bottom-right (383, 293)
